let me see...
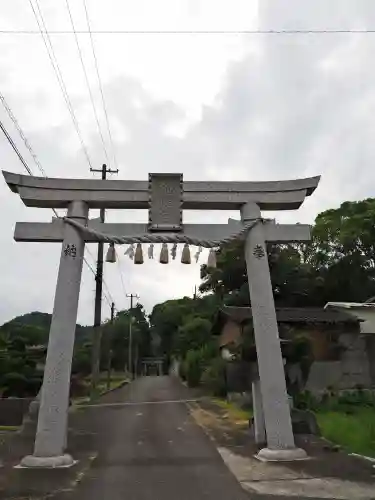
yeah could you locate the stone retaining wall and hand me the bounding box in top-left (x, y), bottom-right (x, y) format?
top-left (0, 398), bottom-right (32, 426)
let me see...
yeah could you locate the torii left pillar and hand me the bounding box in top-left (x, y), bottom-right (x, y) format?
top-left (21, 201), bottom-right (88, 467)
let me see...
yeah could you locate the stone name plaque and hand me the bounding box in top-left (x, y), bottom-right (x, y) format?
top-left (148, 173), bottom-right (183, 232)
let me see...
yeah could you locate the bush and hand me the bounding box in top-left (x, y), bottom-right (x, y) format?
top-left (70, 376), bottom-right (90, 398)
top-left (294, 389), bottom-right (320, 411)
top-left (72, 346), bottom-right (92, 375)
top-left (1, 372), bottom-right (41, 397)
top-left (179, 359), bottom-right (187, 381)
top-left (199, 342), bottom-right (218, 363)
top-left (175, 317), bottom-right (212, 358)
top-left (338, 388), bottom-right (375, 408)
top-left (185, 349), bottom-right (204, 387)
top-left (201, 357), bottom-right (227, 397)
top-left (294, 387), bottom-right (375, 414)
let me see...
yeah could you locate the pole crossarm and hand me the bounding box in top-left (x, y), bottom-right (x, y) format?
top-left (2, 171), bottom-right (320, 211)
top-left (13, 218), bottom-right (312, 245)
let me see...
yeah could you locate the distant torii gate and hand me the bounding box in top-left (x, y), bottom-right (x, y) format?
top-left (142, 358), bottom-right (164, 376)
top-left (3, 170), bottom-right (319, 467)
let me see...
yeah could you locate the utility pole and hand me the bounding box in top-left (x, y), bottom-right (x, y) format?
top-left (106, 301), bottom-right (115, 390)
top-left (90, 164), bottom-right (118, 400)
top-left (126, 293), bottom-right (139, 379)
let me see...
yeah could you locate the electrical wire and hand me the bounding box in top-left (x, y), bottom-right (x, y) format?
top-left (83, 252), bottom-right (113, 309)
top-left (0, 91), bottom-right (47, 177)
top-left (0, 90), bottom-right (116, 308)
top-left (29, 0), bottom-right (93, 169)
top-left (2, 29), bottom-right (375, 34)
top-left (0, 89), bottom-right (116, 313)
top-left (32, 0), bottom-right (117, 307)
top-left (0, 118), bottom-right (33, 176)
top-left (64, 0), bottom-right (109, 164)
top-left (116, 250), bottom-right (127, 300)
top-left (83, 254), bottom-right (97, 276)
top-left (0, 92), bottom-right (60, 217)
top-left (102, 279), bottom-right (115, 306)
top-left (85, 245), bottom-right (115, 306)
top-left (82, 0), bottom-right (119, 170)
top-left (0, 118), bottom-right (59, 217)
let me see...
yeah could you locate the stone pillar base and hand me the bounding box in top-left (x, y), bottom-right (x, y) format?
top-left (19, 454), bottom-right (75, 468)
top-left (256, 447), bottom-right (308, 462)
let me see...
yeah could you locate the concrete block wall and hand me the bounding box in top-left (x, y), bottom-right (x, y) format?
top-left (305, 332), bottom-right (372, 393)
top-left (339, 333), bottom-right (372, 388)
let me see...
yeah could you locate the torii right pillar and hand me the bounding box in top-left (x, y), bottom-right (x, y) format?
top-left (241, 202), bottom-right (307, 461)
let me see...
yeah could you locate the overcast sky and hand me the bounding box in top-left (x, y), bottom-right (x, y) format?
top-left (0, 0), bottom-right (375, 326)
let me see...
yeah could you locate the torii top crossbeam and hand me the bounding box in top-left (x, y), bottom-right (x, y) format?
top-left (3, 171), bottom-right (319, 210)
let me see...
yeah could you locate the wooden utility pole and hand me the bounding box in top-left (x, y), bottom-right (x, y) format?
top-left (90, 164), bottom-right (118, 400)
top-left (106, 301), bottom-right (115, 390)
top-left (126, 293), bottom-right (139, 379)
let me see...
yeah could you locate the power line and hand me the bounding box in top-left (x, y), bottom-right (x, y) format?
top-left (0, 76), bottom-right (116, 313)
top-left (116, 250), bottom-right (127, 300)
top-left (0, 91), bottom-right (47, 177)
top-left (102, 279), bottom-right (115, 306)
top-left (82, 0), bottom-right (119, 170)
top-left (29, 0), bottom-right (93, 169)
top-left (0, 93), bottom-right (60, 217)
top-left (102, 290), bottom-right (113, 308)
top-left (2, 28), bottom-right (375, 34)
top-left (84, 249), bottom-right (113, 307)
top-left (83, 253), bottom-right (96, 275)
top-left (85, 245), bottom-right (115, 305)
top-left (0, 118), bottom-right (33, 176)
top-left (64, 0), bottom-right (109, 164)
top-left (81, 256), bottom-right (112, 318)
top-left (0, 93), bottom-right (117, 307)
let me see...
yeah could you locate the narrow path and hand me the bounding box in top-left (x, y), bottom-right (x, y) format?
top-left (63, 376), bottom-right (251, 500)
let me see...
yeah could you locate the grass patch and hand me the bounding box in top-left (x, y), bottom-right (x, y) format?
top-left (72, 376), bottom-right (128, 405)
top-left (317, 408), bottom-right (375, 458)
top-left (0, 425), bottom-right (19, 431)
top-left (213, 398), bottom-right (252, 423)
top-left (96, 378), bottom-right (127, 394)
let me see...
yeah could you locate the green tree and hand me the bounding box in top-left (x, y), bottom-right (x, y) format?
top-left (150, 295), bottom-right (221, 364)
top-left (102, 303), bottom-right (150, 373)
top-left (72, 343), bottom-right (92, 375)
top-left (130, 303), bottom-right (152, 361)
top-left (309, 199), bottom-right (375, 303)
top-left (200, 198), bottom-right (375, 308)
top-left (150, 297), bottom-right (198, 360)
top-left (184, 349), bottom-right (204, 387)
top-left (0, 328), bottom-right (44, 396)
top-left (200, 242), bottom-right (317, 307)
top-left (174, 317), bottom-right (212, 358)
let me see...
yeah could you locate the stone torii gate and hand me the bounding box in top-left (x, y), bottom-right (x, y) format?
top-left (3, 170), bottom-right (320, 467)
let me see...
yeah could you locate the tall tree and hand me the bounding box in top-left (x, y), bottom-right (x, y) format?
top-left (310, 199), bottom-right (375, 301)
top-left (149, 295), bottom-right (220, 363)
top-left (200, 242), bottom-right (317, 307)
top-left (200, 198), bottom-right (375, 307)
top-left (103, 303), bottom-right (151, 371)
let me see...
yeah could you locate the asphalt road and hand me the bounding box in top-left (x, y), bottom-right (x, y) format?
top-left (65, 376), bottom-right (252, 500)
